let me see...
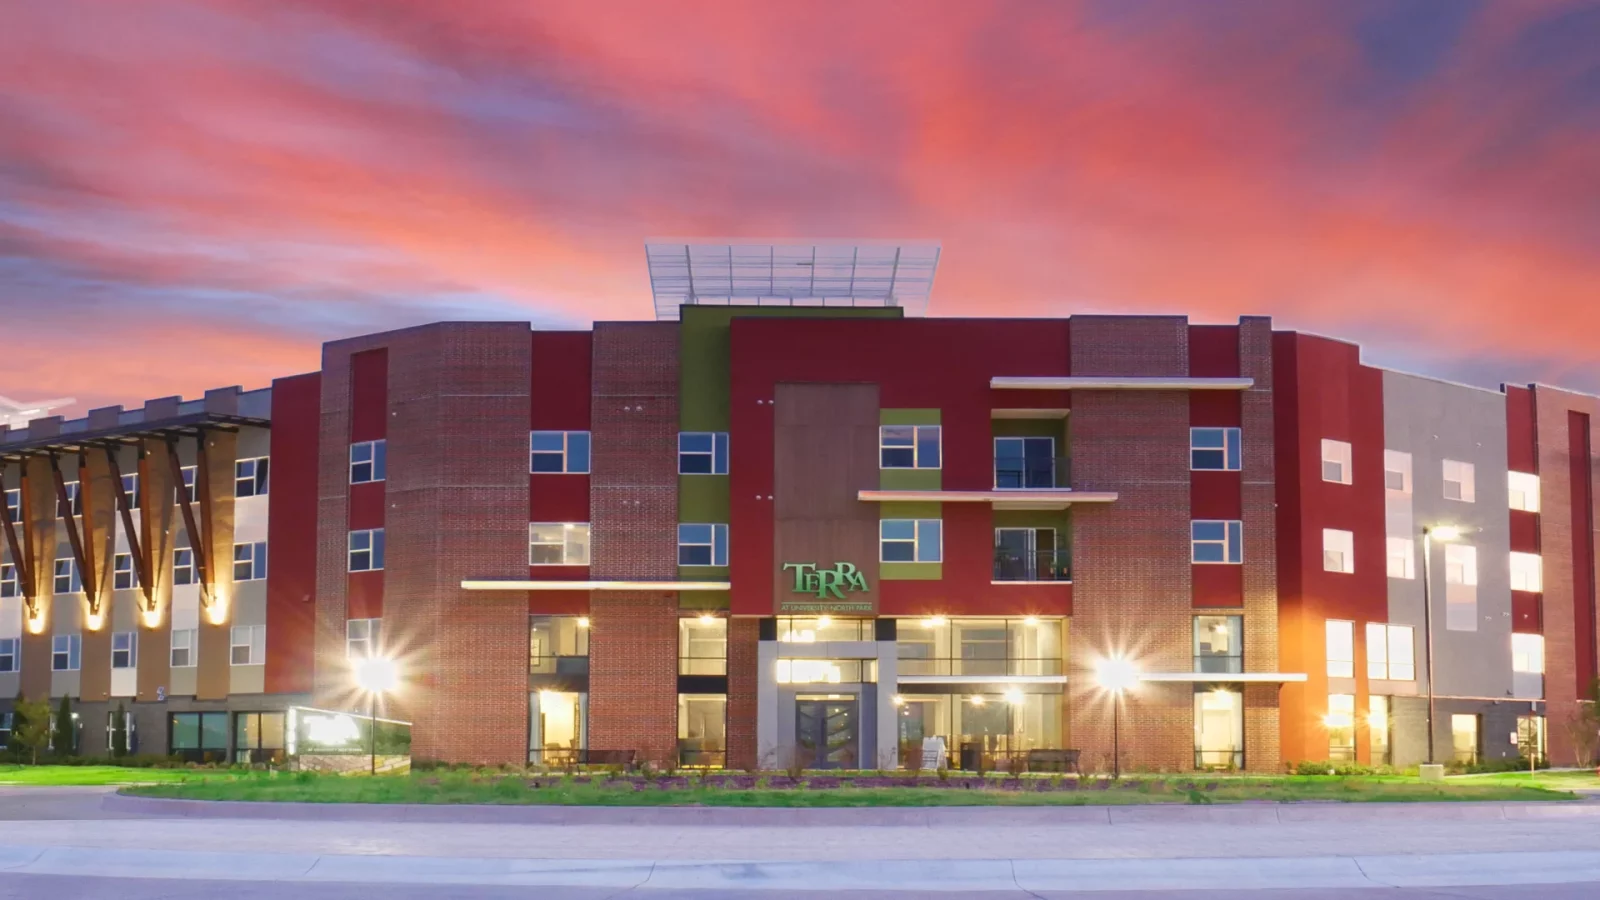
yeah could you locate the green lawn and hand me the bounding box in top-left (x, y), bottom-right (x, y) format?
top-left (1453, 769), bottom-right (1600, 792)
top-left (0, 765), bottom-right (232, 786)
top-left (121, 772), bottom-right (1574, 807)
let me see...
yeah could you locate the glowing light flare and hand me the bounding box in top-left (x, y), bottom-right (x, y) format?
top-left (576, 617), bottom-right (590, 628)
top-left (1427, 525), bottom-right (1464, 542)
top-left (1094, 655), bottom-right (1140, 693)
top-left (1004, 688), bottom-right (1025, 706)
top-left (355, 656), bottom-right (399, 695)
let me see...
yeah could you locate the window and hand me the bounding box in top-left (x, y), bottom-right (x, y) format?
top-left (176, 466), bottom-right (197, 504)
top-left (233, 541), bottom-right (268, 581)
top-left (1322, 529), bottom-right (1354, 573)
top-left (1386, 537), bottom-right (1415, 580)
top-left (1190, 427), bottom-right (1241, 471)
top-left (1510, 552), bottom-right (1543, 593)
top-left (235, 457), bottom-right (269, 497)
top-left (120, 473), bottom-right (140, 510)
top-left (1190, 520), bottom-right (1243, 564)
top-left (677, 523), bottom-right (729, 567)
top-left (0, 637), bottom-right (17, 673)
top-left (346, 618), bottom-right (381, 659)
top-left (993, 528), bottom-right (1064, 581)
top-left (1442, 459), bottom-right (1475, 502)
top-left (173, 548), bottom-right (196, 586)
top-left (1445, 543), bottom-right (1477, 586)
top-left (1327, 694), bottom-right (1356, 761)
top-left (348, 528), bottom-right (385, 572)
top-left (994, 437), bottom-right (1056, 489)
top-left (1383, 450), bottom-right (1411, 493)
top-left (170, 628), bottom-right (197, 668)
top-left (1451, 714), bottom-right (1479, 764)
top-left (1370, 696), bottom-right (1392, 765)
top-left (0, 712), bottom-right (11, 747)
top-left (881, 425), bottom-right (940, 469)
top-left (1508, 472), bottom-right (1540, 513)
top-left (234, 711), bottom-right (286, 764)
top-left (1325, 620), bottom-right (1354, 678)
top-left (169, 712), bottom-right (228, 758)
top-left (230, 624), bottom-right (265, 666)
top-left (349, 440), bottom-right (387, 484)
top-left (0, 563), bottom-right (16, 599)
top-left (1321, 439), bottom-right (1352, 485)
top-left (1194, 615), bottom-right (1242, 673)
top-left (1194, 687), bottom-right (1244, 769)
top-left (880, 519), bottom-right (942, 563)
top-left (53, 557), bottom-right (81, 594)
top-left (51, 634), bottom-right (80, 671)
top-left (678, 432), bottom-right (729, 475)
top-left (1517, 715), bottom-right (1547, 764)
top-left (529, 523), bottom-right (591, 565)
top-left (530, 431), bottom-right (590, 474)
top-left (679, 694), bottom-right (727, 768)
top-left (679, 616), bottom-right (728, 675)
top-left (1365, 623), bottom-right (1415, 681)
top-left (2, 488), bottom-right (17, 523)
top-left (528, 615), bottom-right (589, 675)
top-left (111, 631), bottom-right (137, 669)
top-left (113, 553), bottom-right (137, 590)
top-left (57, 481), bottom-right (81, 518)
top-left (1512, 633), bottom-right (1545, 674)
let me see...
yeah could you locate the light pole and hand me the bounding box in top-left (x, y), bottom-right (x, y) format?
top-left (1095, 656), bottom-right (1140, 779)
top-left (1420, 525), bottom-right (1462, 766)
top-left (354, 656), bottom-right (399, 775)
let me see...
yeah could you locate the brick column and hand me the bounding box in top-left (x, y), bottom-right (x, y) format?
top-left (1238, 317), bottom-right (1281, 772)
top-left (726, 617), bottom-right (760, 769)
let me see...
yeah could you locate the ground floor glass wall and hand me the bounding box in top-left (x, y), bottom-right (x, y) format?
top-left (1193, 687), bottom-right (1243, 769)
top-left (529, 690), bottom-right (586, 764)
top-left (678, 694), bottom-right (726, 767)
top-left (895, 691), bottom-right (1062, 769)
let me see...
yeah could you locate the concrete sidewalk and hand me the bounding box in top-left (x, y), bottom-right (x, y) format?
top-left (3, 843), bottom-right (1600, 893)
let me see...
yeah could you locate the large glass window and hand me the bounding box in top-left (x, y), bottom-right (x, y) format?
top-left (679, 616), bottom-right (727, 675)
top-left (880, 519), bottom-right (941, 563)
top-left (994, 437), bottom-right (1056, 489)
top-left (993, 528), bottom-right (1065, 581)
top-left (898, 691), bottom-right (1063, 770)
top-left (530, 689), bottom-right (586, 765)
top-left (897, 617), bottom-right (1063, 677)
top-left (1191, 520), bottom-right (1243, 564)
top-left (1194, 616), bottom-right (1242, 673)
top-left (1370, 696), bottom-right (1391, 765)
top-left (530, 431), bottom-right (590, 474)
top-left (1366, 623), bottom-right (1416, 681)
top-left (678, 523), bottom-right (728, 567)
top-left (1194, 687), bottom-right (1244, 769)
top-left (776, 617), bottom-right (871, 643)
top-left (1517, 715), bottom-right (1546, 764)
top-left (678, 432), bottom-right (729, 475)
top-left (529, 523), bottom-right (591, 565)
top-left (881, 425), bottom-right (940, 469)
top-left (529, 615), bottom-right (589, 675)
top-left (234, 712), bottom-right (286, 764)
top-left (170, 711), bottom-right (229, 762)
top-left (1325, 620), bottom-right (1354, 678)
top-left (1451, 714), bottom-right (1479, 764)
top-left (1327, 694), bottom-right (1356, 761)
top-left (678, 694), bottom-right (726, 768)
top-left (1190, 428), bottom-right (1241, 471)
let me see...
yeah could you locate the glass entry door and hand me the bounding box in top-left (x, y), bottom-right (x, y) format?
top-left (796, 697), bottom-right (858, 770)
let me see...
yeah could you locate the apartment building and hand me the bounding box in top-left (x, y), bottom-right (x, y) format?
top-left (0, 241), bottom-right (1594, 772)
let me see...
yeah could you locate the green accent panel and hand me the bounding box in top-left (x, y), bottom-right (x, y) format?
top-left (678, 474), bottom-right (730, 523)
top-left (678, 591), bottom-right (730, 612)
top-left (991, 419), bottom-right (1066, 438)
top-left (880, 408), bottom-right (942, 425)
top-left (881, 562), bottom-right (943, 581)
top-left (678, 565), bottom-right (730, 581)
top-left (679, 305), bottom-right (902, 432)
top-left (880, 501), bottom-right (942, 519)
top-left (881, 468), bottom-right (941, 491)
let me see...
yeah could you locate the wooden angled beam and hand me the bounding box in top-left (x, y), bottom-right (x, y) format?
top-left (164, 436), bottom-right (212, 606)
top-left (0, 463), bottom-right (35, 616)
top-left (102, 445), bottom-right (152, 610)
top-left (48, 453), bottom-right (98, 615)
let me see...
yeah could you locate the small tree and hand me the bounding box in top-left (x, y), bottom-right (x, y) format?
top-left (13, 698), bottom-right (52, 765)
top-left (53, 696), bottom-right (74, 758)
top-left (1568, 677), bottom-right (1600, 767)
top-left (111, 702), bottom-right (128, 758)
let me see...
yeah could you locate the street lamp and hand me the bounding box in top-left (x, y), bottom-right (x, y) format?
top-left (1420, 525), bottom-right (1463, 766)
top-left (354, 656), bottom-right (399, 775)
top-left (1094, 655), bottom-right (1140, 779)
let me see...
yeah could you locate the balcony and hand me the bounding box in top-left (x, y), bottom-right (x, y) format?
top-left (993, 549), bottom-right (1071, 583)
top-left (530, 655), bottom-right (589, 677)
top-left (994, 455), bottom-right (1070, 490)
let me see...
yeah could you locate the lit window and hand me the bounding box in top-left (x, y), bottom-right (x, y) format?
top-left (1322, 529), bottom-right (1354, 574)
top-left (1445, 543), bottom-right (1477, 586)
top-left (1365, 623), bottom-right (1415, 681)
top-left (1512, 633), bottom-right (1545, 674)
top-left (529, 523), bottom-right (591, 565)
top-left (235, 457), bottom-right (270, 497)
top-left (677, 523), bottom-right (729, 567)
top-left (111, 631), bottom-right (137, 669)
top-left (2, 488), bottom-right (18, 523)
top-left (1190, 520), bottom-right (1243, 564)
top-left (1325, 619), bottom-right (1354, 678)
top-left (1510, 552), bottom-right (1543, 593)
top-left (346, 618), bottom-right (382, 659)
top-left (53, 558), bottom-right (82, 594)
top-left (350, 440), bottom-right (387, 484)
top-left (1190, 428), bottom-right (1241, 471)
top-left (51, 634), bottom-right (81, 671)
top-left (1451, 714), bottom-right (1479, 764)
top-left (1327, 693), bottom-right (1356, 761)
top-left (1386, 537), bottom-right (1415, 580)
top-left (1321, 440), bottom-right (1352, 485)
top-left (678, 432), bottom-right (729, 475)
top-left (348, 529), bottom-right (385, 572)
top-left (57, 481), bottom-right (81, 518)
top-left (1508, 472), bottom-right (1540, 513)
top-left (881, 425), bottom-right (941, 469)
top-left (0, 637), bottom-right (17, 673)
top-left (233, 541), bottom-right (268, 582)
top-left (1194, 615), bottom-right (1242, 674)
top-left (530, 431), bottom-right (590, 474)
top-left (173, 549), bottom-right (196, 586)
top-left (0, 563), bottom-right (17, 599)
top-left (113, 553), bottom-right (138, 590)
top-left (120, 473), bottom-right (140, 510)
top-left (229, 624), bottom-right (265, 666)
top-left (1442, 459), bottom-right (1475, 503)
top-left (1383, 450), bottom-right (1410, 493)
top-left (170, 629), bottom-right (196, 668)
top-left (880, 519), bottom-right (942, 563)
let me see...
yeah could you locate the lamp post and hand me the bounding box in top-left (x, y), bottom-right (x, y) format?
top-left (1095, 656), bottom-right (1140, 779)
top-left (1420, 525), bottom-right (1462, 766)
top-left (354, 656), bottom-right (399, 775)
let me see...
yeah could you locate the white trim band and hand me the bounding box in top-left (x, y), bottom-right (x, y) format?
top-left (991, 376), bottom-right (1254, 391)
top-left (1139, 672), bottom-right (1308, 683)
top-left (461, 580), bottom-right (732, 592)
top-left (896, 675), bottom-right (1069, 685)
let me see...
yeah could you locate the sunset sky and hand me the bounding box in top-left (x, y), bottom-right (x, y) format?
top-left (1, 0), bottom-right (1596, 415)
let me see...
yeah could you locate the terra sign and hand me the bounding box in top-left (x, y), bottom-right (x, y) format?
top-left (783, 562), bottom-right (869, 600)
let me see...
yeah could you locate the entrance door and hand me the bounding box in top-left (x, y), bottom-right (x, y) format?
top-left (796, 698), bottom-right (858, 770)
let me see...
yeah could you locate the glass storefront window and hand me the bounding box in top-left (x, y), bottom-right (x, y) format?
top-left (679, 617), bottom-right (727, 675)
top-left (896, 617), bottom-right (1063, 676)
top-left (1369, 696), bottom-right (1391, 766)
top-left (1193, 687), bottom-right (1243, 769)
top-left (1327, 694), bottom-right (1355, 761)
top-left (530, 690), bottom-right (586, 765)
top-left (1516, 715), bottom-right (1546, 764)
top-left (1451, 714), bottom-right (1479, 764)
top-left (775, 658), bottom-right (876, 684)
top-left (897, 691), bottom-right (1062, 770)
top-left (678, 694), bottom-right (726, 768)
top-left (777, 617), bottom-right (871, 643)
top-left (530, 616), bottom-right (589, 675)
top-left (170, 712), bottom-right (228, 762)
top-left (1194, 616), bottom-right (1243, 673)
top-left (235, 712), bottom-right (286, 764)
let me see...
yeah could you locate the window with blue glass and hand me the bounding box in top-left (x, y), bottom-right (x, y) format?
top-left (678, 432), bottom-right (729, 475)
top-left (1190, 520), bottom-right (1243, 564)
top-left (348, 528), bottom-right (385, 572)
top-left (881, 519), bottom-right (942, 563)
top-left (1190, 428), bottom-right (1241, 471)
top-left (678, 524), bottom-right (728, 567)
top-left (350, 440), bottom-right (387, 483)
top-left (881, 426), bottom-right (940, 469)
top-left (994, 437), bottom-right (1056, 488)
top-left (530, 431), bottom-right (590, 474)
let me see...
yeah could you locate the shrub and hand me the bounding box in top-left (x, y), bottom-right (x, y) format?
top-left (1291, 760), bottom-right (1399, 777)
top-left (53, 696), bottom-right (74, 758)
top-left (111, 703), bottom-right (128, 758)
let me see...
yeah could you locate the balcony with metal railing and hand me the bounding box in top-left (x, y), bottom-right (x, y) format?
top-left (993, 456), bottom-right (1071, 490)
top-left (992, 549), bottom-right (1072, 583)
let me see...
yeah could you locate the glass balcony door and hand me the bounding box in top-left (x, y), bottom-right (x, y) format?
top-left (995, 437), bottom-right (1057, 489)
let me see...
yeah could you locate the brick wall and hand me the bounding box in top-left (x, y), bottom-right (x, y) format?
top-left (1238, 317), bottom-right (1281, 772)
top-left (726, 616), bottom-right (760, 769)
top-left (588, 322), bottom-right (680, 765)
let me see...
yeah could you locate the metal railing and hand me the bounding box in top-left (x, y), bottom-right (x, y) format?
top-left (994, 456), bottom-right (1071, 490)
top-left (1193, 654), bottom-right (1244, 674)
top-left (993, 549), bottom-right (1072, 582)
top-left (530, 655), bottom-right (589, 677)
top-left (896, 657), bottom-right (1064, 677)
